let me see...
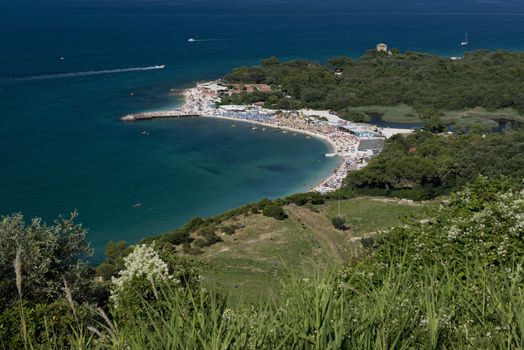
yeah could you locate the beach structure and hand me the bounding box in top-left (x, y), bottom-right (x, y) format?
top-left (337, 124), bottom-right (382, 139)
top-left (358, 139), bottom-right (385, 155)
top-left (219, 105), bottom-right (247, 112)
top-left (197, 81), bottom-right (229, 94)
top-left (376, 43), bottom-right (388, 52)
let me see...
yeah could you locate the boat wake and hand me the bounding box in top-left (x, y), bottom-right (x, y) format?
top-left (188, 38), bottom-right (232, 42)
top-left (3, 65), bottom-right (166, 82)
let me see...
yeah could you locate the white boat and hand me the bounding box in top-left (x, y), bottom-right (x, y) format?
top-left (188, 38), bottom-right (196, 42)
top-left (461, 33), bottom-right (468, 46)
top-left (325, 153), bottom-right (337, 157)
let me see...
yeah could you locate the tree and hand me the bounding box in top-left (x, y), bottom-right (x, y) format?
top-left (95, 240), bottom-right (129, 281)
top-left (331, 216), bottom-right (347, 231)
top-left (390, 48), bottom-right (401, 55)
top-left (225, 50), bottom-right (524, 118)
top-left (0, 212), bottom-right (94, 311)
top-left (328, 56), bottom-right (352, 70)
top-left (420, 110), bottom-right (446, 133)
top-left (261, 56), bottom-right (280, 67)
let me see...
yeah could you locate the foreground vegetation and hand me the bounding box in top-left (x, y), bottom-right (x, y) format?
top-left (1, 177), bottom-right (522, 349)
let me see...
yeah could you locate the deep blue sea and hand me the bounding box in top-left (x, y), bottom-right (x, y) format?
top-left (1, 0), bottom-right (524, 260)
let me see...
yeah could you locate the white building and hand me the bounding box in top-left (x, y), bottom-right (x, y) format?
top-left (376, 43), bottom-right (388, 52)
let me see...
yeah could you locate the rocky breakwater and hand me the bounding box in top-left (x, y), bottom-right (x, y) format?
top-left (120, 110), bottom-right (198, 121)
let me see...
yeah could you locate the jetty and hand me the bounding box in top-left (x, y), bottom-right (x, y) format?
top-left (121, 110), bottom-right (198, 121)
top-left (120, 80), bottom-right (414, 193)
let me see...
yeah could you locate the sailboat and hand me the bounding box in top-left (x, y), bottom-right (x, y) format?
top-left (461, 33), bottom-right (468, 46)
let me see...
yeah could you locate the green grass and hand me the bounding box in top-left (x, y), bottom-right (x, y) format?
top-left (199, 197), bottom-right (430, 303)
top-left (321, 197), bottom-right (430, 236)
top-left (343, 104), bottom-right (418, 123)
top-left (441, 107), bottom-right (524, 128)
top-left (59, 259), bottom-right (523, 349)
top-left (342, 104), bottom-right (524, 127)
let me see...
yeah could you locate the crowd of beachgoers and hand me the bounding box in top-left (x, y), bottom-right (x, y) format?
top-left (178, 83), bottom-right (380, 193)
top-left (120, 82), bottom-right (410, 192)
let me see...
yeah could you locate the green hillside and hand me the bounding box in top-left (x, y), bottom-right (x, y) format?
top-left (199, 197), bottom-right (430, 302)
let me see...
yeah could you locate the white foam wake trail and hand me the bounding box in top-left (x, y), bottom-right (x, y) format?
top-left (6, 65), bottom-right (166, 82)
top-left (191, 39), bottom-right (233, 42)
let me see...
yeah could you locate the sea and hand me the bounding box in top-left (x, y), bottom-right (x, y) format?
top-left (1, 0), bottom-right (524, 261)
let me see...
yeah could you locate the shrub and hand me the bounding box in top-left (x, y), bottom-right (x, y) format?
top-left (262, 205), bottom-right (287, 220)
top-left (222, 225), bottom-right (236, 235)
top-left (161, 228), bottom-right (194, 246)
top-left (192, 239), bottom-right (209, 249)
top-left (360, 236), bottom-right (375, 249)
top-left (0, 301), bottom-right (98, 349)
top-left (286, 192), bottom-right (326, 206)
top-left (253, 198), bottom-right (273, 213)
top-left (182, 243), bottom-right (202, 256)
top-left (0, 212), bottom-right (94, 311)
top-left (331, 216), bottom-right (347, 230)
top-left (198, 228), bottom-right (223, 246)
top-left (371, 176), bottom-right (524, 270)
top-left (110, 244), bottom-right (179, 313)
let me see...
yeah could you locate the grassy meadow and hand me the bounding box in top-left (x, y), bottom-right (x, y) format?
top-left (342, 104), bottom-right (524, 128)
top-left (198, 197), bottom-right (430, 302)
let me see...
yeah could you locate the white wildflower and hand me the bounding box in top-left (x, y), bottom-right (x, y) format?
top-left (110, 244), bottom-right (175, 307)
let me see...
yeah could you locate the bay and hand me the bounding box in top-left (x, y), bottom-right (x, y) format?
top-left (1, 0), bottom-right (523, 260)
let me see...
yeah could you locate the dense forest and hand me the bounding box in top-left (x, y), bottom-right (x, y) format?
top-left (222, 50), bottom-right (524, 115)
top-left (339, 130), bottom-right (524, 199)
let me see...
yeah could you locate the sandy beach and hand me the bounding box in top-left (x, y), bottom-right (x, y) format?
top-left (122, 81), bottom-right (413, 193)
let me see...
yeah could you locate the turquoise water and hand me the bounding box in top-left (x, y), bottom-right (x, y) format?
top-left (1, 0), bottom-right (524, 260)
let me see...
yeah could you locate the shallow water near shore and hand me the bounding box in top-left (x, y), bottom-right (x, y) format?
top-left (1, 0), bottom-right (524, 260)
top-left (0, 110), bottom-right (338, 260)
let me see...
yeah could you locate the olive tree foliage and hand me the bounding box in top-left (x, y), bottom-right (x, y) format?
top-left (0, 211), bottom-right (93, 311)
